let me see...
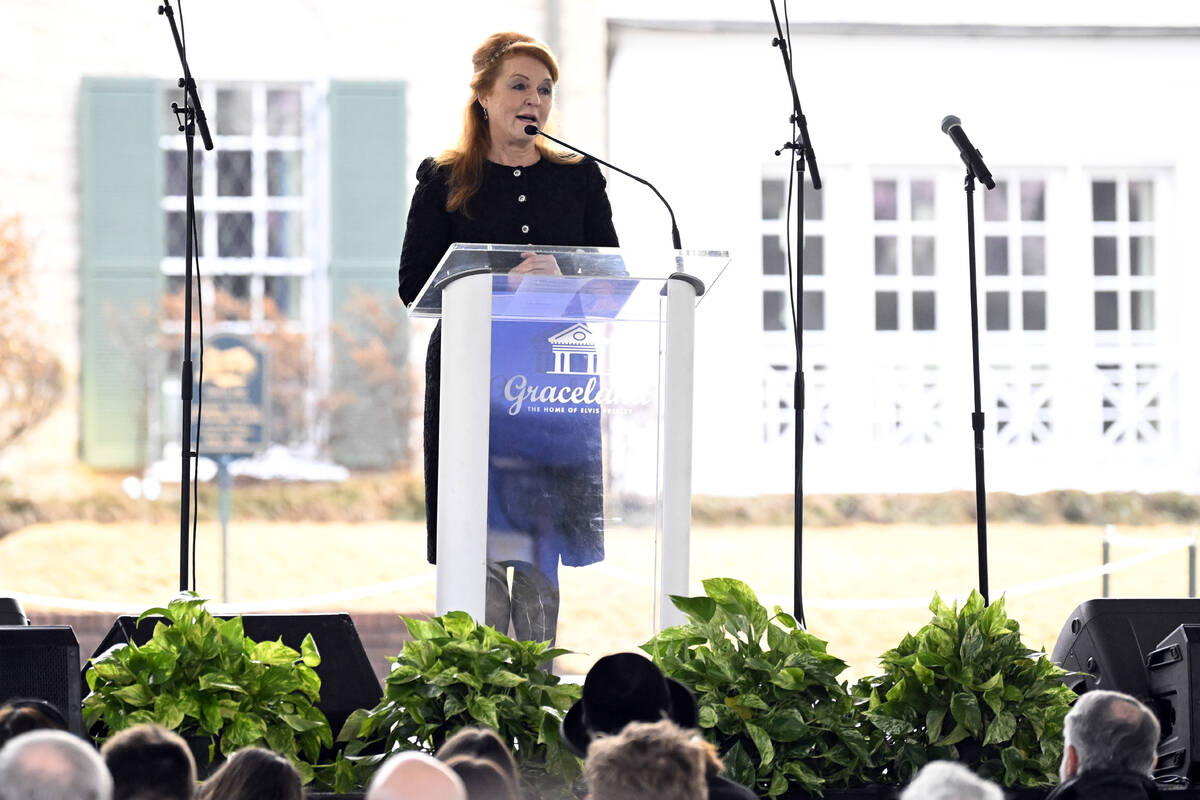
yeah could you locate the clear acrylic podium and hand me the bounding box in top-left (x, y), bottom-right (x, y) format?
top-left (408, 244), bottom-right (730, 669)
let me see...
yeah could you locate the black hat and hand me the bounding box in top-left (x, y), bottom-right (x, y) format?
top-left (560, 652), bottom-right (699, 758)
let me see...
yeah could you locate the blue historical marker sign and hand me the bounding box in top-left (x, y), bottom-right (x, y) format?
top-left (195, 334), bottom-right (269, 458)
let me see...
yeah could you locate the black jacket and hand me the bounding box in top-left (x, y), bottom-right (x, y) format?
top-left (1045, 770), bottom-right (1162, 800)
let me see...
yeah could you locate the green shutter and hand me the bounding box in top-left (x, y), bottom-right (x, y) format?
top-left (328, 80), bottom-right (410, 468)
top-left (79, 77), bottom-right (163, 468)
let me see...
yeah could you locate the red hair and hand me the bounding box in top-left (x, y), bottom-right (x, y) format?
top-left (436, 32), bottom-right (578, 214)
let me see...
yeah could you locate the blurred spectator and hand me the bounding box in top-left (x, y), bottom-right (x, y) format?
top-left (0, 728), bottom-right (112, 800)
top-left (366, 751), bottom-right (466, 800)
top-left (195, 747), bottom-right (300, 800)
top-left (436, 726), bottom-right (519, 781)
top-left (584, 719), bottom-right (710, 800)
top-left (101, 724), bottom-right (195, 800)
top-left (0, 698), bottom-right (70, 749)
top-left (444, 755), bottom-right (519, 800)
top-left (899, 761), bottom-right (1003, 800)
top-left (1048, 689), bottom-right (1161, 800)
top-left (562, 652), bottom-right (755, 800)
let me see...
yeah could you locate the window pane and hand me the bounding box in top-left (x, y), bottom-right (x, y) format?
top-left (874, 179), bottom-right (897, 220)
top-left (217, 212), bottom-right (254, 257)
top-left (1094, 291), bottom-right (1118, 330)
top-left (874, 236), bottom-right (897, 275)
top-left (911, 180), bottom-right (935, 221)
top-left (1093, 236), bottom-right (1117, 276)
top-left (1131, 290), bottom-right (1155, 330)
top-left (985, 236), bottom-right (1008, 276)
top-left (213, 275), bottom-right (251, 321)
top-left (875, 291), bottom-right (898, 330)
top-left (985, 180), bottom-right (1008, 221)
top-left (762, 235), bottom-right (785, 275)
top-left (267, 89), bottom-right (302, 136)
top-left (913, 291), bottom-right (936, 330)
top-left (761, 178), bottom-right (785, 220)
top-left (164, 150), bottom-right (204, 196)
top-left (912, 236), bottom-right (935, 276)
top-left (986, 291), bottom-right (1009, 330)
top-left (1130, 236), bottom-right (1154, 276)
top-left (803, 235), bottom-right (823, 276)
top-left (1022, 236), bottom-right (1045, 276)
top-left (217, 88), bottom-right (252, 136)
top-left (763, 291), bottom-right (788, 331)
top-left (804, 183), bottom-right (823, 221)
top-left (264, 275), bottom-right (301, 319)
top-left (217, 151), bottom-right (252, 196)
top-left (166, 211), bottom-right (204, 258)
top-left (801, 290), bottom-right (824, 330)
top-left (1023, 290), bottom-right (1046, 331)
top-left (268, 211), bottom-right (304, 258)
top-left (267, 151), bottom-right (303, 196)
top-left (1092, 181), bottom-right (1117, 221)
top-left (1020, 179), bottom-right (1046, 221)
top-left (1129, 180), bottom-right (1154, 221)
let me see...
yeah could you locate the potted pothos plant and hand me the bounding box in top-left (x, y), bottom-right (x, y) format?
top-left (854, 591), bottom-right (1077, 788)
top-left (338, 610), bottom-right (583, 799)
top-left (82, 593), bottom-right (334, 787)
top-left (643, 578), bottom-right (877, 798)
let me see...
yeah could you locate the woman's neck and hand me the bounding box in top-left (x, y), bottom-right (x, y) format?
top-left (487, 139), bottom-right (540, 167)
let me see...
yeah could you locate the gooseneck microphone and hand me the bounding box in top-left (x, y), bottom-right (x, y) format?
top-left (940, 116), bottom-right (996, 190)
top-left (525, 124), bottom-right (681, 250)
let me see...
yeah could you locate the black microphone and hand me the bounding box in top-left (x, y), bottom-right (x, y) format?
top-left (525, 124), bottom-right (681, 249)
top-left (940, 115), bottom-right (995, 190)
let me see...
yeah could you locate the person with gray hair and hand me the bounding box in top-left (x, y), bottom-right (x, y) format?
top-left (1047, 689), bottom-right (1162, 800)
top-left (899, 760), bottom-right (1003, 800)
top-left (0, 729), bottom-right (113, 800)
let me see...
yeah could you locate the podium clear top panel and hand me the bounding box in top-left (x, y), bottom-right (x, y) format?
top-left (408, 243), bottom-right (731, 322)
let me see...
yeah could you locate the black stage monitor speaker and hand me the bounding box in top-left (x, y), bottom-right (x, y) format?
top-left (84, 612), bottom-right (381, 742)
top-left (1051, 598), bottom-right (1200, 698)
top-left (0, 625), bottom-right (83, 735)
top-left (1147, 625), bottom-right (1200, 782)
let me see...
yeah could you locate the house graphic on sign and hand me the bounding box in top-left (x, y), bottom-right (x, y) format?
top-left (547, 323), bottom-right (600, 375)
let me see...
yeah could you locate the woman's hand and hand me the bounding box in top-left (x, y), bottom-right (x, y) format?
top-left (512, 252), bottom-right (561, 277)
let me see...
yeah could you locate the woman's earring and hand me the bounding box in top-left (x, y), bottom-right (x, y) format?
top-left (482, 106), bottom-right (489, 120)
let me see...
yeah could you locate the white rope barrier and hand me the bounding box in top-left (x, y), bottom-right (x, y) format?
top-left (9, 529), bottom-right (1195, 615)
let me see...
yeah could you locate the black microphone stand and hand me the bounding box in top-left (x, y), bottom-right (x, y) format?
top-left (959, 163), bottom-right (990, 605)
top-left (158, 0), bottom-right (213, 592)
top-left (767, 0), bottom-right (821, 627)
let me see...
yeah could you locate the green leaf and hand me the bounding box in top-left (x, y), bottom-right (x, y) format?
top-left (936, 722), bottom-right (971, 747)
top-left (865, 711), bottom-right (912, 737)
top-left (467, 695), bottom-right (499, 730)
top-left (671, 594), bottom-right (717, 623)
top-left (925, 707), bottom-right (947, 744)
top-left (198, 673), bottom-right (246, 694)
top-left (746, 723), bottom-right (775, 768)
top-left (113, 683), bottom-right (155, 707)
top-left (402, 616), bottom-right (445, 641)
top-left (950, 691), bottom-right (982, 736)
top-left (280, 713), bottom-right (327, 733)
top-left (299, 633), bottom-right (321, 668)
top-left (913, 660), bottom-right (935, 686)
top-left (252, 638), bottom-right (301, 666)
top-left (983, 711), bottom-right (1017, 747)
top-left (485, 669), bottom-right (527, 688)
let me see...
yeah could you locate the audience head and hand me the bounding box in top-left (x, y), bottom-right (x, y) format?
top-left (0, 698), bottom-right (70, 750)
top-left (562, 652), bottom-right (699, 758)
top-left (899, 760), bottom-right (1003, 800)
top-left (435, 727), bottom-right (520, 798)
top-left (1060, 689), bottom-right (1160, 780)
top-left (195, 747), bottom-right (301, 800)
top-left (0, 728), bottom-right (113, 800)
top-left (101, 723), bottom-right (196, 800)
top-left (366, 751), bottom-right (466, 800)
top-left (443, 756), bottom-right (519, 800)
top-left (584, 719), bottom-right (711, 800)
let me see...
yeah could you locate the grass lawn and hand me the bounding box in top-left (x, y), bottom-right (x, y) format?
top-left (1, 520), bottom-right (1193, 678)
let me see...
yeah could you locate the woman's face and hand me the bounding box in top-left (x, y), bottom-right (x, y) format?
top-left (480, 54), bottom-right (554, 146)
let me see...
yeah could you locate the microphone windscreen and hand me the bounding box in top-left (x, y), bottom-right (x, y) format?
top-left (940, 115), bottom-right (961, 134)
top-left (524, 124), bottom-right (539, 136)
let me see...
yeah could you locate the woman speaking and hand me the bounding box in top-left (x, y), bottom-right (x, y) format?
top-left (397, 32), bottom-right (619, 643)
